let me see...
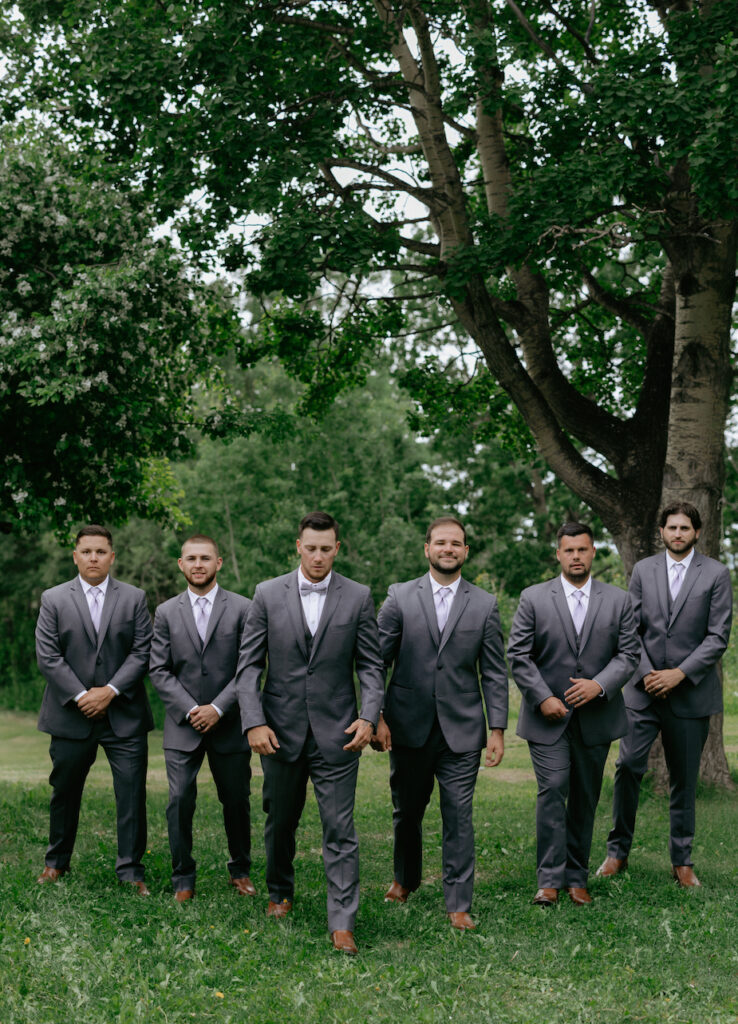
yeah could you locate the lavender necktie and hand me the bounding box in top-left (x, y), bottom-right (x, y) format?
top-left (89, 587), bottom-right (102, 632)
top-left (572, 590), bottom-right (585, 634)
top-left (195, 596), bottom-right (209, 642)
top-left (436, 587), bottom-right (452, 632)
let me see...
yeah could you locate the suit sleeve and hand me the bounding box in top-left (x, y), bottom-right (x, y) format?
top-left (236, 586), bottom-right (269, 732)
top-left (35, 592), bottom-right (86, 705)
top-left (478, 598), bottom-right (509, 730)
top-left (353, 590), bottom-right (385, 728)
top-left (507, 592), bottom-right (554, 710)
top-left (148, 606), bottom-right (197, 723)
top-left (105, 590), bottom-right (153, 698)
top-left (376, 585), bottom-right (402, 669)
top-left (210, 597), bottom-right (251, 713)
top-left (678, 565), bottom-right (733, 686)
top-left (592, 592), bottom-right (641, 697)
top-left (628, 563), bottom-right (654, 683)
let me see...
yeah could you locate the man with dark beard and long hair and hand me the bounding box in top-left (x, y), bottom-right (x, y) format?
top-left (597, 501), bottom-right (732, 888)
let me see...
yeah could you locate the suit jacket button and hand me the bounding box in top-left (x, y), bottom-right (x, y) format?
top-left (202, 668), bottom-right (208, 676)
top-left (437, 664), bottom-right (443, 670)
top-left (96, 657), bottom-right (102, 665)
top-left (307, 668), bottom-right (314, 675)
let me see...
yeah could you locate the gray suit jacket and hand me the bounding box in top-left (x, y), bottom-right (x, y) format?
top-left (508, 577), bottom-right (640, 746)
top-left (378, 575), bottom-right (508, 753)
top-left (36, 576), bottom-right (153, 739)
top-left (624, 551), bottom-right (732, 718)
top-left (236, 570), bottom-right (385, 764)
top-left (149, 587), bottom-right (252, 753)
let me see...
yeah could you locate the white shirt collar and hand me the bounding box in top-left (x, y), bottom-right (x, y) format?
top-left (429, 572), bottom-right (462, 596)
top-left (666, 548), bottom-right (695, 573)
top-left (560, 574), bottom-right (592, 600)
top-left (188, 583), bottom-right (219, 606)
top-left (79, 575), bottom-right (109, 596)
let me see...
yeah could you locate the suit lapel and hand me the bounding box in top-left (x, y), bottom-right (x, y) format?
top-left (438, 580), bottom-right (470, 653)
top-left (202, 588), bottom-right (227, 651)
top-left (70, 580), bottom-right (97, 647)
top-left (578, 580), bottom-right (603, 654)
top-left (653, 557), bottom-right (670, 627)
top-left (310, 574), bottom-right (342, 661)
top-left (552, 580), bottom-right (578, 656)
top-left (669, 554), bottom-right (702, 626)
top-left (179, 592), bottom-right (203, 654)
top-left (286, 572), bottom-right (309, 661)
top-left (96, 579), bottom-right (119, 652)
top-left (417, 576), bottom-right (441, 648)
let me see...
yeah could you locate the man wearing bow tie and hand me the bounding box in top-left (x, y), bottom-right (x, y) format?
top-left (35, 526), bottom-right (153, 892)
top-left (237, 512), bottom-right (384, 955)
top-left (507, 523), bottom-right (639, 906)
top-left (149, 535), bottom-right (253, 902)
top-left (597, 502), bottom-right (732, 887)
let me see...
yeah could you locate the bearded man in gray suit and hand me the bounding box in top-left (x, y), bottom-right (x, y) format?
top-left (508, 523), bottom-right (639, 907)
top-left (373, 516), bottom-right (508, 931)
top-left (35, 525), bottom-right (153, 892)
top-left (149, 535), bottom-right (253, 903)
top-left (598, 501), bottom-right (732, 888)
top-left (237, 511), bottom-right (384, 956)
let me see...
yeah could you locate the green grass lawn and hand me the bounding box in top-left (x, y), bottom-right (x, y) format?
top-left (0, 711), bottom-right (736, 1024)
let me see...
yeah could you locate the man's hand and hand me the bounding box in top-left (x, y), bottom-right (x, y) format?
top-left (343, 718), bottom-right (374, 752)
top-left (644, 668), bottom-right (685, 699)
top-left (564, 677), bottom-right (603, 708)
top-left (77, 685), bottom-right (115, 720)
top-left (189, 705), bottom-right (220, 734)
top-left (247, 725), bottom-right (280, 755)
top-left (539, 696), bottom-right (569, 721)
top-left (485, 728), bottom-right (504, 767)
top-left (370, 714), bottom-right (392, 752)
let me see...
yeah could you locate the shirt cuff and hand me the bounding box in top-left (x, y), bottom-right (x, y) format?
top-left (212, 704), bottom-right (223, 718)
top-left (107, 684), bottom-right (120, 696)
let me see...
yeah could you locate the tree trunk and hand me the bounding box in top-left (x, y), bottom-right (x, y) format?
top-left (647, 219), bottom-right (738, 789)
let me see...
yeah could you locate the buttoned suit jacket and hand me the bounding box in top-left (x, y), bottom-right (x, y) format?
top-left (236, 570), bottom-right (385, 764)
top-left (378, 576), bottom-right (508, 753)
top-left (36, 576), bottom-right (153, 740)
top-left (508, 577), bottom-right (640, 746)
top-left (624, 551), bottom-right (732, 718)
top-left (149, 588), bottom-right (252, 753)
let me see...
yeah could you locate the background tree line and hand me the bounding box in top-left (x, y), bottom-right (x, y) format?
top-left (0, 1), bottom-right (736, 781)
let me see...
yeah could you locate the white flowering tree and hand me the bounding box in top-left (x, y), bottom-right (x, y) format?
top-left (0, 130), bottom-right (239, 534)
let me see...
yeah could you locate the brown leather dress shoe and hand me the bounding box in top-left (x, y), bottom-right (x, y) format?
top-left (384, 880), bottom-right (410, 903)
top-left (596, 856), bottom-right (628, 877)
top-left (331, 930), bottom-right (358, 955)
top-left (229, 876), bottom-right (256, 896)
top-left (174, 889), bottom-right (194, 903)
top-left (672, 865), bottom-right (701, 888)
top-left (266, 899), bottom-right (293, 918)
top-left (567, 887), bottom-right (592, 905)
top-left (37, 866), bottom-right (67, 884)
top-left (532, 887), bottom-right (558, 906)
top-left (127, 880), bottom-right (151, 896)
top-left (448, 911), bottom-right (476, 931)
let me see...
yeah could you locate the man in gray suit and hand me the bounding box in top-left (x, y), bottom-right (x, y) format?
top-left (35, 525), bottom-right (153, 892)
top-left (598, 501), bottom-right (732, 887)
top-left (237, 511), bottom-right (384, 955)
top-left (508, 523), bottom-right (639, 906)
top-left (373, 516), bottom-right (508, 931)
top-left (149, 535), bottom-right (253, 903)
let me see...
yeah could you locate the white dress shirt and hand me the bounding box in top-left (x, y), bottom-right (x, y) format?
top-left (298, 568), bottom-right (332, 635)
top-left (666, 547), bottom-right (694, 599)
top-left (429, 572), bottom-right (462, 630)
top-left (187, 584), bottom-right (222, 718)
top-left (75, 575), bottom-right (119, 700)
